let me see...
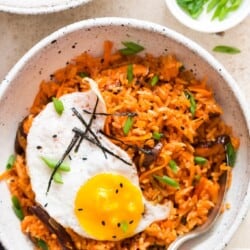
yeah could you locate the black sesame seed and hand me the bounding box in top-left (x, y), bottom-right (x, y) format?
top-left (112, 235), bottom-right (116, 239)
top-left (68, 155), bottom-right (72, 160)
top-left (78, 208), bottom-right (83, 211)
top-left (117, 223), bottom-right (120, 227)
top-left (36, 146), bottom-right (42, 150)
top-left (129, 220), bottom-right (134, 224)
top-left (52, 134), bottom-right (57, 138)
top-left (120, 183), bottom-right (123, 188)
top-left (44, 203), bottom-right (48, 207)
top-left (82, 157), bottom-right (87, 161)
top-left (101, 221), bottom-right (106, 226)
top-left (115, 189), bottom-right (119, 194)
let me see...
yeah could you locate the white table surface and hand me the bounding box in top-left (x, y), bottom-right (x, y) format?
top-left (0, 0), bottom-right (249, 249)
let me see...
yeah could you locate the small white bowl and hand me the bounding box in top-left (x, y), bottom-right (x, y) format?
top-left (0, 0), bottom-right (92, 15)
top-left (165, 0), bottom-right (250, 33)
top-left (0, 17), bottom-right (249, 250)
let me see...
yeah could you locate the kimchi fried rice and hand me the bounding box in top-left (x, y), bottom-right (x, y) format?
top-left (0, 40), bottom-right (239, 250)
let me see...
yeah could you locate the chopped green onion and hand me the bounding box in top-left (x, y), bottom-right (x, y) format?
top-left (212, 3), bottom-right (225, 20)
top-left (229, 0), bottom-right (242, 11)
top-left (207, 0), bottom-right (219, 12)
top-left (213, 45), bottom-right (241, 54)
top-left (127, 64), bottom-right (133, 83)
top-left (211, 0), bottom-right (242, 20)
top-left (219, 6), bottom-right (230, 20)
top-left (177, 0), bottom-right (208, 19)
top-left (52, 97), bottom-right (64, 115)
top-left (150, 75), bottom-right (159, 86)
top-left (225, 141), bottom-right (236, 167)
top-left (11, 196), bottom-right (21, 209)
top-left (122, 41), bottom-right (144, 51)
top-left (37, 239), bottom-right (49, 250)
top-left (41, 157), bottom-right (69, 184)
top-left (184, 90), bottom-right (196, 117)
top-left (41, 157), bottom-right (70, 172)
top-left (168, 160), bottom-right (179, 174)
top-left (177, 0), bottom-right (243, 21)
top-left (120, 221), bottom-right (129, 233)
top-left (6, 154), bottom-right (15, 170)
top-left (189, 95), bottom-right (196, 117)
top-left (123, 116), bottom-right (134, 135)
top-left (119, 41), bottom-right (144, 55)
top-left (194, 156), bottom-right (207, 165)
top-left (154, 175), bottom-right (180, 189)
top-left (53, 172), bottom-right (63, 184)
top-left (152, 131), bottom-right (163, 140)
top-left (78, 72), bottom-right (89, 78)
top-left (11, 196), bottom-right (24, 221)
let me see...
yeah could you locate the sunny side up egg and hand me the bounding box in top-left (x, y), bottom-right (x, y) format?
top-left (26, 78), bottom-right (170, 241)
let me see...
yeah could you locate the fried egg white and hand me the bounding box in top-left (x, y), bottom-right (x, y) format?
top-left (26, 78), bottom-right (170, 241)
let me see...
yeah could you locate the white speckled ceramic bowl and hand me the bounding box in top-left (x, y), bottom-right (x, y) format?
top-left (0, 0), bottom-right (92, 15)
top-left (0, 17), bottom-right (249, 250)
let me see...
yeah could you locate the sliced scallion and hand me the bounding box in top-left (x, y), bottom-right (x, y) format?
top-left (52, 97), bottom-right (64, 115)
top-left (127, 64), bottom-right (133, 83)
top-left (37, 239), bottom-right (49, 250)
top-left (213, 45), bottom-right (241, 54)
top-left (177, 0), bottom-right (208, 19)
top-left (53, 172), bottom-right (63, 184)
top-left (168, 159), bottom-right (179, 174)
top-left (152, 131), bottom-right (163, 140)
top-left (212, 0), bottom-right (242, 20)
top-left (78, 72), bottom-right (89, 78)
top-left (119, 41), bottom-right (144, 55)
top-left (225, 141), bottom-right (236, 167)
top-left (229, 0), bottom-right (242, 11)
top-left (11, 196), bottom-right (24, 221)
top-left (177, 0), bottom-right (243, 21)
top-left (41, 157), bottom-right (70, 172)
top-left (194, 156), bottom-right (207, 165)
top-left (123, 116), bottom-right (134, 135)
top-left (150, 75), bottom-right (159, 86)
top-left (154, 175), bottom-right (180, 189)
top-left (207, 0), bottom-right (219, 12)
top-left (184, 90), bottom-right (196, 117)
top-left (6, 154), bottom-right (15, 170)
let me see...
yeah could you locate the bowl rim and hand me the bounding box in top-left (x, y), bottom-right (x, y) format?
top-left (0, 0), bottom-right (92, 15)
top-left (0, 17), bottom-right (250, 249)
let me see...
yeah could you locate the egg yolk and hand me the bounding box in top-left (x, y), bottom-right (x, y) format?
top-left (74, 173), bottom-right (144, 241)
